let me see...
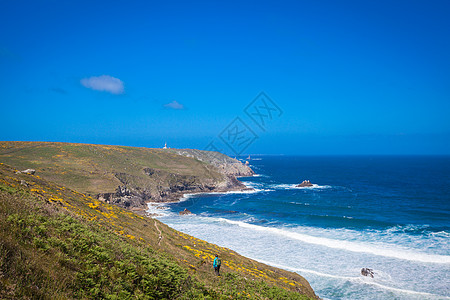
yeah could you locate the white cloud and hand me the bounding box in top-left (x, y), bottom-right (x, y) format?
top-left (80, 75), bottom-right (124, 94)
top-left (164, 100), bottom-right (185, 110)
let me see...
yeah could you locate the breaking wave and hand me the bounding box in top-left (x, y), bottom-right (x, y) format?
top-left (255, 259), bottom-right (450, 299)
top-left (218, 219), bottom-right (450, 264)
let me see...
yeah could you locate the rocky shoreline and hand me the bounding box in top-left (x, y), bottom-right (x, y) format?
top-left (97, 151), bottom-right (254, 215)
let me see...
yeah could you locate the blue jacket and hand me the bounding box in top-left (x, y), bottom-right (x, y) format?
top-left (213, 257), bottom-right (220, 267)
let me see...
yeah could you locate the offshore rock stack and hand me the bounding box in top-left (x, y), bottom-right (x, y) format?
top-left (297, 180), bottom-right (314, 187)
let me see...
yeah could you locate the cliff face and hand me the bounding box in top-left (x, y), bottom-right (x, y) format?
top-left (172, 148), bottom-right (254, 177)
top-left (0, 142), bottom-right (253, 212)
top-left (99, 166), bottom-right (248, 210)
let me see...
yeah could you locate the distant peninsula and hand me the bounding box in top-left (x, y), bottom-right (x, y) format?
top-left (0, 141), bottom-right (254, 214)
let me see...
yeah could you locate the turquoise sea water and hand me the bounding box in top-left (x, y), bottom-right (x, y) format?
top-left (150, 156), bottom-right (450, 299)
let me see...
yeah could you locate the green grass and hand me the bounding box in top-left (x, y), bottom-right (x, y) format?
top-left (0, 142), bottom-right (227, 197)
top-left (3, 212), bottom-right (190, 299)
top-left (0, 163), bottom-right (317, 299)
top-left (1, 190), bottom-right (198, 299)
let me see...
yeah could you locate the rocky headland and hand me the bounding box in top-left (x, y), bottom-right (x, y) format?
top-left (0, 142), bottom-right (254, 214)
top-left (172, 148), bottom-right (255, 177)
top-left (98, 151), bottom-right (254, 212)
top-left (98, 166), bottom-right (251, 212)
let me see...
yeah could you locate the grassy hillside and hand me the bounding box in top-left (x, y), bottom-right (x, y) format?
top-left (0, 141), bottom-right (226, 196)
top-left (0, 148), bottom-right (318, 299)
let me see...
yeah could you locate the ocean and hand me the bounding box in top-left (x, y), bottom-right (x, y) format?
top-left (149, 156), bottom-right (450, 299)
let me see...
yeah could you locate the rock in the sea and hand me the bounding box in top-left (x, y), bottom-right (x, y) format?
top-left (20, 169), bottom-right (36, 175)
top-left (179, 208), bottom-right (192, 215)
top-left (361, 268), bottom-right (374, 278)
top-left (297, 180), bottom-right (313, 187)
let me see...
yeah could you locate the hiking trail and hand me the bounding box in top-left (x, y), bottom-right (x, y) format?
top-left (154, 220), bottom-right (163, 246)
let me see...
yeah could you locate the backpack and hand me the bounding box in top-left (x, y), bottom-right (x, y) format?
top-left (216, 258), bottom-right (221, 266)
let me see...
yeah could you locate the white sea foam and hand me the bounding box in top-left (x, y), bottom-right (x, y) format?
top-left (241, 181), bottom-right (274, 192)
top-left (175, 184), bottom-right (272, 202)
top-left (430, 231), bottom-right (450, 238)
top-left (256, 258), bottom-right (355, 280)
top-left (146, 202), bottom-right (171, 217)
top-left (255, 259), bottom-right (450, 299)
top-left (289, 201), bottom-right (312, 206)
top-left (217, 219), bottom-right (450, 264)
top-left (353, 278), bottom-right (450, 299)
top-left (179, 193), bottom-right (197, 201)
top-left (270, 183), bottom-right (332, 190)
top-left (190, 188), bottom-right (271, 197)
top-left (158, 214), bottom-right (450, 299)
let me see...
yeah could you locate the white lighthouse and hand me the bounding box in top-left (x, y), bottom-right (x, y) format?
top-left (163, 142), bottom-right (168, 149)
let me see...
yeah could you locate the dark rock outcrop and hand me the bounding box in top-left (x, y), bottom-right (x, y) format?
top-left (297, 180), bottom-right (313, 187)
top-left (179, 208), bottom-right (192, 215)
top-left (98, 185), bottom-right (149, 209)
top-left (361, 268), bottom-right (374, 278)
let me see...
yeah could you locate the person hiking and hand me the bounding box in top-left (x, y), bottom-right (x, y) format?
top-left (213, 254), bottom-right (221, 276)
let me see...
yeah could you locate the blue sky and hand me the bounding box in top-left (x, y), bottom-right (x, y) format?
top-left (1, 0), bottom-right (449, 155)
